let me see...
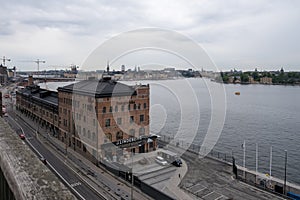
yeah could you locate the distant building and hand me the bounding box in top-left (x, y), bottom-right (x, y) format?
top-left (260, 77), bottom-right (272, 84)
top-left (121, 65), bottom-right (125, 72)
top-left (0, 64), bottom-right (8, 85)
top-left (249, 76), bottom-right (258, 84)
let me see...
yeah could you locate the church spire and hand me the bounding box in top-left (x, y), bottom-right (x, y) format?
top-left (107, 60), bottom-right (110, 73)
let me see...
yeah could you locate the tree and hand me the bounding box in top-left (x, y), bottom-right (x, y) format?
top-left (241, 73), bottom-right (249, 83)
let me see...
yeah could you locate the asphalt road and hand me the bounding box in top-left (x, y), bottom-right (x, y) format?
top-left (3, 98), bottom-right (108, 200)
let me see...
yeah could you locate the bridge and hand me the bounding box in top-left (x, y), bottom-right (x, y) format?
top-left (0, 117), bottom-right (76, 200)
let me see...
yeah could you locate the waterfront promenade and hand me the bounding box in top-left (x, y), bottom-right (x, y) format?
top-left (160, 141), bottom-right (293, 200)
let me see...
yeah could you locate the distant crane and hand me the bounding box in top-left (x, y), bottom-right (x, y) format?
top-left (18, 59), bottom-right (46, 78)
top-left (34, 59), bottom-right (46, 78)
top-left (2, 56), bottom-right (11, 66)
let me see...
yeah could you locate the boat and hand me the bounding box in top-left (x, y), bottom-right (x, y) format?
top-left (235, 92), bottom-right (240, 95)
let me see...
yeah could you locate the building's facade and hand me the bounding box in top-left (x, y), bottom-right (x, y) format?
top-left (16, 85), bottom-right (59, 134)
top-left (260, 77), bottom-right (273, 84)
top-left (0, 64), bottom-right (8, 85)
top-left (16, 77), bottom-right (156, 164)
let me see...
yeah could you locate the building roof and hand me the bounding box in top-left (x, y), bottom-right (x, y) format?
top-left (18, 85), bottom-right (58, 106)
top-left (58, 78), bottom-right (137, 97)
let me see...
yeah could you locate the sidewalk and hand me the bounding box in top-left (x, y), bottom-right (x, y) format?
top-left (15, 110), bottom-right (152, 200)
top-left (124, 147), bottom-right (194, 199)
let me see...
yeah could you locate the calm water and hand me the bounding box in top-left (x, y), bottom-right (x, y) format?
top-left (42, 79), bottom-right (300, 184)
top-left (149, 78), bottom-right (300, 185)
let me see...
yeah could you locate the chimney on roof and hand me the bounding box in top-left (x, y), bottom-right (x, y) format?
top-left (28, 75), bottom-right (33, 85)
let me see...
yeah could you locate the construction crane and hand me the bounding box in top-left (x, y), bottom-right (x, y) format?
top-left (2, 56), bottom-right (11, 66)
top-left (34, 59), bottom-right (46, 78)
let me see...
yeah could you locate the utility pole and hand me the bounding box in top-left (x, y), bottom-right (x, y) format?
top-left (2, 56), bottom-right (11, 66)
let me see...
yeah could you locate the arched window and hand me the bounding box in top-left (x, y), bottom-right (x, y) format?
top-left (139, 127), bottom-right (145, 135)
top-left (129, 129), bottom-right (135, 137)
top-left (105, 133), bottom-right (112, 142)
top-left (116, 131), bottom-right (123, 140)
top-left (109, 106), bottom-right (112, 112)
top-left (121, 105), bottom-right (125, 111)
top-left (133, 104), bottom-right (137, 110)
top-left (102, 107), bottom-right (106, 113)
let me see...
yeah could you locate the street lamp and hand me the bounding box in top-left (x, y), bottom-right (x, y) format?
top-left (131, 147), bottom-right (134, 200)
top-left (284, 150), bottom-right (287, 195)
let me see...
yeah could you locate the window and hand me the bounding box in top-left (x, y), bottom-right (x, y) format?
top-left (109, 106), bottom-right (112, 113)
top-left (133, 104), bottom-right (137, 110)
top-left (83, 116), bottom-right (86, 122)
top-left (77, 140), bottom-right (81, 148)
top-left (121, 105), bottom-right (124, 111)
top-left (83, 128), bottom-right (86, 136)
top-left (139, 127), bottom-right (145, 135)
top-left (116, 131), bottom-right (123, 140)
top-left (92, 132), bottom-right (96, 140)
top-left (128, 104), bottom-right (131, 111)
top-left (129, 129), bottom-right (135, 137)
top-left (87, 130), bottom-right (91, 139)
top-left (138, 104), bottom-right (141, 110)
top-left (102, 107), bottom-right (106, 113)
top-left (140, 114), bottom-right (144, 122)
top-left (105, 133), bottom-right (112, 142)
top-left (115, 105), bottom-right (118, 112)
top-left (117, 117), bottom-right (122, 125)
top-left (105, 119), bottom-right (111, 127)
top-left (144, 103), bottom-right (147, 109)
top-left (130, 116), bottom-right (134, 124)
top-left (93, 119), bottom-right (96, 126)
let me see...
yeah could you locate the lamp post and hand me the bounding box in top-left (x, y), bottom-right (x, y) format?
top-left (131, 147), bottom-right (134, 200)
top-left (284, 150), bottom-right (287, 195)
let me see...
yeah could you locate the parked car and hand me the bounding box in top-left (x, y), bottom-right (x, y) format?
top-left (19, 133), bottom-right (25, 140)
top-left (172, 158), bottom-right (182, 167)
top-left (155, 156), bottom-right (168, 166)
top-left (40, 157), bottom-right (47, 165)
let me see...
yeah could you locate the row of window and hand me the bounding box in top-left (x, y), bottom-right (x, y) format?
top-left (102, 103), bottom-right (147, 113)
top-left (76, 127), bottom-right (145, 142)
top-left (105, 115), bottom-right (145, 127)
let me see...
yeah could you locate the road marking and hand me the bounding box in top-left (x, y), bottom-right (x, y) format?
top-left (71, 182), bottom-right (82, 187)
top-left (202, 191), bottom-right (214, 198)
top-left (9, 115), bottom-right (86, 200)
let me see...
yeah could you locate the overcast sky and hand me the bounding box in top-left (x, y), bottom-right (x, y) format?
top-left (0, 0), bottom-right (300, 71)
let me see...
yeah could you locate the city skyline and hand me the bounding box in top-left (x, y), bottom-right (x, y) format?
top-left (1, 1), bottom-right (300, 71)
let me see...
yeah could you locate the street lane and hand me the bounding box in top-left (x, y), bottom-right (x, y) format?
top-left (5, 111), bottom-right (109, 200)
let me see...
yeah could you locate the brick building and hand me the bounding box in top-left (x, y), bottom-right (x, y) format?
top-left (16, 85), bottom-right (59, 134)
top-left (17, 77), bottom-right (157, 164)
top-left (0, 64), bottom-right (8, 85)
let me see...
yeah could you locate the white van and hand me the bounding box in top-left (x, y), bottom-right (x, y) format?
top-left (155, 156), bottom-right (168, 166)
